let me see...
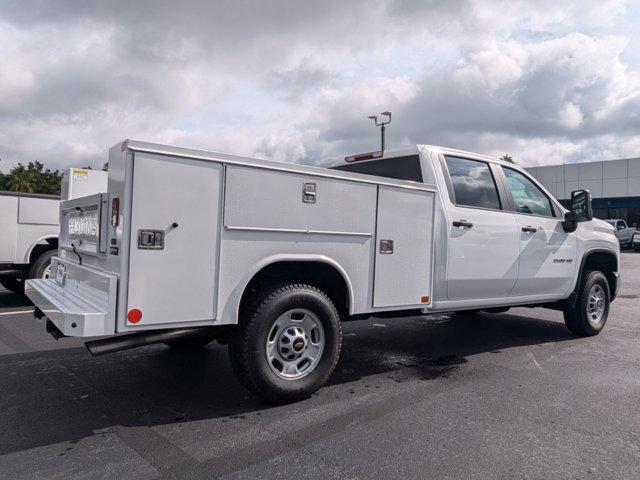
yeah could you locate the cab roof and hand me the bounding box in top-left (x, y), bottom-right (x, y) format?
top-left (322, 144), bottom-right (515, 170)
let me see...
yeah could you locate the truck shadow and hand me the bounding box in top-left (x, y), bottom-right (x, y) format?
top-left (0, 290), bottom-right (33, 308)
top-left (0, 311), bottom-right (575, 456)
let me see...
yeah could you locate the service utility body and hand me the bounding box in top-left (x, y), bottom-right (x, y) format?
top-left (26, 140), bottom-right (621, 402)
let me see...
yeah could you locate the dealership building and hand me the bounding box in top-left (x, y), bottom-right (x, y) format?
top-left (525, 157), bottom-right (640, 227)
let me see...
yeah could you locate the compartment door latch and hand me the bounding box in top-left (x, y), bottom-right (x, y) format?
top-left (379, 239), bottom-right (394, 254)
top-left (137, 229), bottom-right (164, 250)
top-left (302, 182), bottom-right (316, 204)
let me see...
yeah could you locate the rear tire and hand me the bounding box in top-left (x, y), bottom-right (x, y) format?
top-left (28, 250), bottom-right (56, 280)
top-left (0, 277), bottom-right (25, 295)
top-left (563, 270), bottom-right (610, 336)
top-left (229, 283), bottom-right (341, 403)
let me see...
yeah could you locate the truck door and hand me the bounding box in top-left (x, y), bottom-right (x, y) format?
top-left (499, 166), bottom-right (577, 297)
top-left (441, 156), bottom-right (520, 301)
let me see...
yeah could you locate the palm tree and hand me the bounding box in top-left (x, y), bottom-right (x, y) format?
top-left (500, 154), bottom-right (515, 164)
top-left (7, 168), bottom-right (34, 192)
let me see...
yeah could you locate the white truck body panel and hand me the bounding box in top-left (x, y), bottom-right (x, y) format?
top-left (25, 140), bottom-right (620, 340)
top-left (0, 195), bottom-right (19, 262)
top-left (373, 185), bottom-right (434, 308)
top-left (127, 153), bottom-right (224, 327)
top-left (17, 196), bottom-right (59, 225)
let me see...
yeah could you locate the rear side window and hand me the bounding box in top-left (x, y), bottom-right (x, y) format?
top-left (331, 155), bottom-right (423, 182)
top-left (503, 167), bottom-right (554, 217)
top-left (443, 156), bottom-right (501, 210)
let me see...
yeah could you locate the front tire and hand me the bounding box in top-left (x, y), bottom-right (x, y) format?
top-left (563, 270), bottom-right (610, 336)
top-left (229, 283), bottom-right (341, 403)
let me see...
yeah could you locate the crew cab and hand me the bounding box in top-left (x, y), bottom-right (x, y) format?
top-left (25, 140), bottom-right (620, 403)
top-left (0, 169), bottom-right (107, 294)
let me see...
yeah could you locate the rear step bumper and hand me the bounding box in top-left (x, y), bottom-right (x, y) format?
top-left (25, 258), bottom-right (117, 337)
top-left (25, 278), bottom-right (112, 337)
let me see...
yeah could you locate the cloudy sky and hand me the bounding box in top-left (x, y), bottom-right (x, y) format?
top-left (0, 0), bottom-right (639, 172)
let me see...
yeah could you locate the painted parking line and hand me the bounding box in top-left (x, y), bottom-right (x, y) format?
top-left (0, 310), bottom-right (34, 316)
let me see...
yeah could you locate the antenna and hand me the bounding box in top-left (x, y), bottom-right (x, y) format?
top-left (368, 111), bottom-right (392, 151)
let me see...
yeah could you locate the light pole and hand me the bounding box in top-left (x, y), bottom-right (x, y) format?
top-left (368, 111), bottom-right (392, 152)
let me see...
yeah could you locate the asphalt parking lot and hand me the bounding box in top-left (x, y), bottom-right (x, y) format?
top-left (0, 253), bottom-right (638, 480)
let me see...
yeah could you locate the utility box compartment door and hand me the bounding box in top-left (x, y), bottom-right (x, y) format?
top-left (373, 186), bottom-right (434, 308)
top-left (126, 153), bottom-right (223, 327)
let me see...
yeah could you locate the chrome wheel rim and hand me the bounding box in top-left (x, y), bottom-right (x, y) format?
top-left (42, 263), bottom-right (52, 279)
top-left (266, 309), bottom-right (325, 380)
top-left (587, 284), bottom-right (606, 325)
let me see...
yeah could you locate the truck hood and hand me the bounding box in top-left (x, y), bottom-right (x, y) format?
top-left (591, 218), bottom-right (616, 234)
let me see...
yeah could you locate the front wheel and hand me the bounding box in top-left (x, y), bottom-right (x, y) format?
top-left (563, 270), bottom-right (610, 336)
top-left (229, 283), bottom-right (342, 403)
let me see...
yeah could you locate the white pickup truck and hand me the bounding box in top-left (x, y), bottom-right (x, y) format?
top-left (0, 169), bottom-right (107, 294)
top-left (26, 140), bottom-right (620, 403)
top-left (604, 219), bottom-right (636, 249)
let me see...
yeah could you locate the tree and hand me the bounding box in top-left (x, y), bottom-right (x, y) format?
top-left (500, 154), bottom-right (515, 164)
top-left (0, 161), bottom-right (63, 195)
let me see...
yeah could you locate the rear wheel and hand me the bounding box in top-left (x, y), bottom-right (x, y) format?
top-left (28, 250), bottom-right (56, 280)
top-left (564, 270), bottom-right (610, 336)
top-left (229, 283), bottom-right (341, 403)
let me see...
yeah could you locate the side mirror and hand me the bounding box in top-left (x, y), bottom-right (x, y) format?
top-left (562, 189), bottom-right (593, 232)
top-left (570, 189), bottom-right (593, 221)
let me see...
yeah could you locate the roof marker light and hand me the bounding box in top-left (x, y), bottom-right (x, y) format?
top-left (345, 150), bottom-right (384, 163)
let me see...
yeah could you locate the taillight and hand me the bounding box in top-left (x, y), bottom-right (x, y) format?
top-left (111, 197), bottom-right (120, 227)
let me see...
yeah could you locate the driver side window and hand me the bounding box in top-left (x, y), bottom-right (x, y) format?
top-left (503, 167), bottom-right (554, 217)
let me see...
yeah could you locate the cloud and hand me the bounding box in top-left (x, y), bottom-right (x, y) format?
top-left (0, 0), bottom-right (638, 172)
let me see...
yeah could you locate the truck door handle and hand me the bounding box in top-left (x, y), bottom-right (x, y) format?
top-left (453, 220), bottom-right (473, 228)
top-left (522, 226), bottom-right (538, 233)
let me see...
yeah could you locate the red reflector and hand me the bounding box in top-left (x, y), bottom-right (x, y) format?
top-left (345, 150), bottom-right (383, 163)
top-left (127, 309), bottom-right (142, 324)
top-left (111, 197), bottom-right (120, 227)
